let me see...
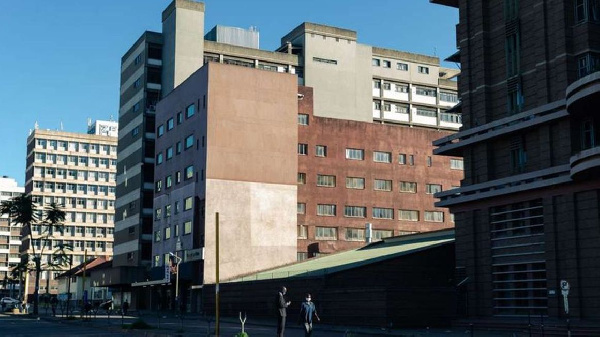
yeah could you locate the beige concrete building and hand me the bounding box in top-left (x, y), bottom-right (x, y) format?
top-left (0, 176), bottom-right (24, 293)
top-left (23, 121), bottom-right (117, 295)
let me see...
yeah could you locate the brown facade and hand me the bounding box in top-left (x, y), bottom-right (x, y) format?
top-left (433, 0), bottom-right (600, 325)
top-left (297, 86), bottom-right (463, 257)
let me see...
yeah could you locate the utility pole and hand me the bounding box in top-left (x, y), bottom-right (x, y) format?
top-left (215, 212), bottom-right (220, 337)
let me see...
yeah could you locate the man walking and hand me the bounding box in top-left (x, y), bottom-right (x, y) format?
top-left (299, 293), bottom-right (320, 337)
top-left (275, 286), bottom-right (291, 337)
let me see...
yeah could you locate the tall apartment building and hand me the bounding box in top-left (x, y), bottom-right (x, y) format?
top-left (0, 176), bottom-right (24, 291)
top-left (432, 0), bottom-right (600, 324)
top-left (23, 121), bottom-right (117, 295)
top-left (115, 0), bottom-right (461, 309)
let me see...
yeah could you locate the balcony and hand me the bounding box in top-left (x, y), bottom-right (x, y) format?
top-left (570, 146), bottom-right (600, 180)
top-left (566, 71), bottom-right (600, 116)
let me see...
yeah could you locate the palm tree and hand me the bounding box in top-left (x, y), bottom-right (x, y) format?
top-left (0, 196), bottom-right (66, 315)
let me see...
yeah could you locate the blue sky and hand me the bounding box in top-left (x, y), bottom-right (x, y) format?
top-left (0, 0), bottom-right (458, 186)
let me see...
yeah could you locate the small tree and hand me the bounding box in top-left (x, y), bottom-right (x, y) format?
top-left (1, 196), bottom-right (66, 315)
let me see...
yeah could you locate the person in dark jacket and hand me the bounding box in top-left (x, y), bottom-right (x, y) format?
top-left (298, 293), bottom-right (320, 337)
top-left (275, 286), bottom-right (291, 337)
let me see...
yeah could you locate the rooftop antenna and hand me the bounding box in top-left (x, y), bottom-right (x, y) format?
top-left (110, 114), bottom-right (114, 121)
top-left (60, 121), bottom-right (64, 131)
top-left (433, 47), bottom-right (437, 57)
top-left (87, 118), bottom-right (92, 127)
top-left (34, 121), bottom-right (39, 130)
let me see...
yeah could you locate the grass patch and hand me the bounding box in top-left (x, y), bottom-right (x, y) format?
top-left (122, 319), bottom-right (154, 330)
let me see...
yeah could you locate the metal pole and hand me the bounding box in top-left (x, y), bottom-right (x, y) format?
top-left (81, 249), bottom-right (87, 319)
top-left (215, 212), bottom-right (220, 337)
top-left (66, 255), bottom-right (72, 317)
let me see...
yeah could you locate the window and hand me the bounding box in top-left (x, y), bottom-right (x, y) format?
top-left (415, 87), bottom-right (436, 96)
top-left (185, 135), bottom-right (194, 149)
top-left (345, 228), bottom-right (365, 241)
top-left (427, 156), bottom-right (433, 167)
top-left (184, 197), bottom-right (193, 211)
top-left (344, 206), bottom-right (366, 218)
top-left (383, 103), bottom-right (391, 111)
top-left (154, 255), bottom-right (160, 267)
top-left (177, 112), bottom-right (183, 124)
top-left (425, 211), bottom-right (444, 222)
top-left (298, 143), bottom-right (308, 155)
top-left (316, 204), bottom-right (336, 216)
top-left (154, 208), bottom-right (162, 221)
top-left (577, 53), bottom-right (600, 79)
top-left (297, 203), bottom-right (306, 214)
top-left (372, 58), bottom-right (380, 66)
top-left (382, 60), bottom-right (391, 68)
top-left (383, 82), bottom-right (391, 90)
top-left (374, 179), bottom-right (392, 191)
top-left (399, 210), bottom-right (419, 221)
top-left (157, 125), bottom-right (164, 137)
top-left (165, 226), bottom-right (171, 240)
top-left (409, 155), bottom-right (414, 166)
top-left (134, 53), bottom-right (142, 65)
top-left (166, 147), bottom-right (173, 160)
top-left (156, 152), bottom-right (163, 165)
top-left (418, 66), bottom-right (429, 74)
top-left (373, 151), bottom-right (391, 163)
top-left (186, 104), bottom-right (195, 118)
top-left (345, 177), bottom-right (365, 189)
top-left (373, 80), bottom-right (381, 89)
top-left (397, 62), bottom-right (408, 71)
top-left (575, 0), bottom-right (600, 23)
top-left (313, 57), bottom-right (337, 65)
top-left (155, 180), bottom-right (162, 192)
top-left (510, 138), bottom-right (527, 173)
top-left (345, 148), bottom-right (364, 160)
top-left (298, 114), bottom-right (309, 125)
top-left (506, 33), bottom-right (520, 77)
top-left (400, 181), bottom-right (417, 193)
top-left (399, 154), bottom-right (407, 165)
top-left (297, 225), bottom-right (307, 239)
top-left (440, 92), bottom-right (459, 103)
top-left (315, 227), bottom-right (337, 240)
top-left (297, 173), bottom-right (306, 185)
top-left (315, 145), bottom-right (327, 157)
top-left (373, 101), bottom-right (381, 110)
top-left (316, 174), bottom-right (336, 187)
top-left (174, 201), bottom-right (180, 214)
top-left (175, 171), bottom-right (182, 184)
top-left (415, 106), bottom-right (437, 117)
top-left (134, 78), bottom-right (141, 88)
top-left (166, 175), bottom-right (173, 188)
top-left (154, 230), bottom-right (161, 242)
top-left (450, 158), bottom-right (464, 170)
top-left (184, 221), bottom-right (192, 235)
top-left (167, 118), bottom-right (174, 131)
top-left (426, 184), bottom-right (442, 194)
top-left (372, 207), bottom-right (394, 219)
top-left (372, 230), bottom-right (393, 241)
top-left (581, 119), bottom-right (596, 150)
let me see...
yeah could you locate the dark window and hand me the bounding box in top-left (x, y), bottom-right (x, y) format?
top-left (186, 104), bottom-right (195, 118)
top-left (167, 118), bottom-right (174, 131)
top-left (185, 135), bottom-right (194, 149)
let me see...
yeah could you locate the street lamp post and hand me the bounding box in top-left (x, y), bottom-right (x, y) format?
top-left (169, 252), bottom-right (182, 308)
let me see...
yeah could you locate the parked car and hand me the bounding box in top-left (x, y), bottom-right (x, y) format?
top-left (1, 297), bottom-right (20, 311)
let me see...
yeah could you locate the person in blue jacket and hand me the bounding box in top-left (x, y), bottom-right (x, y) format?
top-left (298, 293), bottom-right (320, 337)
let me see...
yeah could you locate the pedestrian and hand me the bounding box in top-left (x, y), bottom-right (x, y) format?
top-left (122, 299), bottom-right (129, 316)
top-left (298, 293), bottom-right (320, 337)
top-left (275, 286), bottom-right (291, 337)
top-left (51, 297), bottom-right (58, 316)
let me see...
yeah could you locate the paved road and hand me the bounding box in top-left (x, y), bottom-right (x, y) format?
top-left (1, 312), bottom-right (523, 337)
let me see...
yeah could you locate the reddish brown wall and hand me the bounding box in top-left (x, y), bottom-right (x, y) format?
top-left (297, 86), bottom-right (463, 255)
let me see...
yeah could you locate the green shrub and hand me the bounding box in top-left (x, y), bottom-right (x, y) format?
top-left (234, 333), bottom-right (249, 337)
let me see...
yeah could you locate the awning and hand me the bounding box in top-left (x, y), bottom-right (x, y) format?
top-left (131, 279), bottom-right (170, 287)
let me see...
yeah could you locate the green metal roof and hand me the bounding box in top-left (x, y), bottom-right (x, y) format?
top-left (227, 229), bottom-right (454, 283)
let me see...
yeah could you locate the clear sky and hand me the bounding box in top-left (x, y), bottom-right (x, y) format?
top-left (0, 0), bottom-right (458, 186)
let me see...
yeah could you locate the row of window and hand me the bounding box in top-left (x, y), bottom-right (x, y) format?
top-left (373, 81), bottom-right (458, 102)
top-left (157, 102), bottom-right (200, 137)
top-left (297, 203), bottom-right (446, 222)
top-left (32, 239), bottom-right (112, 251)
top-left (154, 197), bottom-right (193, 220)
top-left (155, 165), bottom-right (198, 192)
top-left (34, 153), bottom-right (117, 167)
top-left (32, 196), bottom-right (114, 209)
top-left (31, 225), bottom-right (114, 236)
top-left (33, 168), bottom-right (116, 181)
top-left (298, 226), bottom-right (418, 242)
top-left (35, 140), bottom-right (116, 154)
top-left (33, 181), bottom-right (116, 195)
top-left (372, 58), bottom-right (429, 74)
top-left (154, 221), bottom-right (193, 243)
top-left (297, 145), bottom-right (464, 169)
top-left (298, 174), bottom-right (445, 193)
top-left (156, 134), bottom-right (197, 165)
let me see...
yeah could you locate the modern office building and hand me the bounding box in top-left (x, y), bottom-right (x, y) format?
top-left (0, 176), bottom-right (24, 291)
top-left (115, 0), bottom-right (461, 309)
top-left (432, 0), bottom-right (600, 325)
top-left (23, 121), bottom-right (117, 296)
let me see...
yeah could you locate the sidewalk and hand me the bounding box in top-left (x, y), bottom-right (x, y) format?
top-left (21, 310), bottom-right (521, 337)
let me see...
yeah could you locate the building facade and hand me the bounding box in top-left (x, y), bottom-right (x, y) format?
top-left (23, 122), bottom-right (117, 295)
top-left (432, 0), bottom-right (600, 323)
top-left (0, 176), bottom-right (24, 291)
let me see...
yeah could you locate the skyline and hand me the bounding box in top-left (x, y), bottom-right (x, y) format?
top-left (0, 0), bottom-right (459, 186)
